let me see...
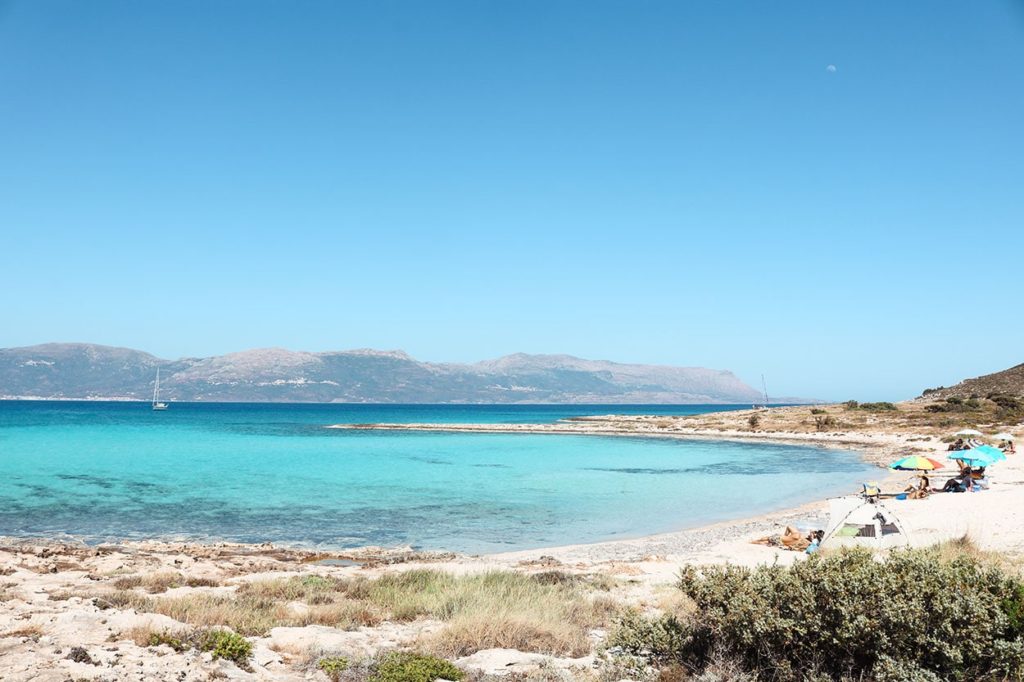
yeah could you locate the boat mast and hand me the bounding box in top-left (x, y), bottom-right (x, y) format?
top-left (153, 368), bottom-right (160, 406)
top-left (761, 374), bottom-right (769, 408)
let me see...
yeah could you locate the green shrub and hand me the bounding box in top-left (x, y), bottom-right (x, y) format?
top-left (317, 655), bottom-right (351, 681)
top-left (147, 630), bottom-right (188, 652)
top-left (842, 400), bottom-right (859, 409)
top-left (369, 651), bottom-right (464, 682)
top-left (198, 629), bottom-right (252, 667)
top-left (606, 611), bottom-right (689, 664)
top-left (747, 414), bottom-right (760, 430)
top-left (858, 401), bottom-right (898, 411)
top-left (615, 548), bottom-right (1024, 681)
top-left (1003, 582), bottom-right (1024, 637)
top-left (810, 408), bottom-right (826, 415)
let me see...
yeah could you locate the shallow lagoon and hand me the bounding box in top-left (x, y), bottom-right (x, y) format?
top-left (0, 402), bottom-right (875, 553)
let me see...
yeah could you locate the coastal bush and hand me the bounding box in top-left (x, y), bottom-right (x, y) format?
top-left (842, 400), bottom-right (858, 409)
top-left (857, 401), bottom-right (897, 411)
top-left (747, 414), bottom-right (760, 429)
top-left (198, 628), bottom-right (252, 666)
top-left (146, 629), bottom-right (189, 652)
top-left (370, 651), bottom-right (464, 682)
top-left (813, 415), bottom-right (837, 431)
top-left (809, 408), bottom-right (826, 415)
top-left (609, 547), bottom-right (1024, 681)
top-left (317, 655), bottom-right (351, 681)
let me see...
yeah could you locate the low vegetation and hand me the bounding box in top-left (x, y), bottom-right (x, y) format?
top-left (199, 629), bottom-right (253, 667)
top-left (311, 650), bottom-right (464, 682)
top-left (97, 569), bottom-right (618, 658)
top-left (841, 400), bottom-right (897, 411)
top-left (112, 571), bottom-right (219, 593)
top-left (607, 544), bottom-right (1024, 681)
top-left (133, 625), bottom-right (253, 668)
top-left (813, 414), bottom-right (838, 431)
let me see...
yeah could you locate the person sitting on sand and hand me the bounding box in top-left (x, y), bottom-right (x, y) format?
top-left (948, 438), bottom-right (965, 451)
top-left (905, 474), bottom-right (930, 499)
top-left (942, 471), bottom-right (973, 493)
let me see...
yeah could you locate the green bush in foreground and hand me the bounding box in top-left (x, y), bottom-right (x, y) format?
top-left (369, 651), bottom-right (464, 682)
top-left (609, 547), bottom-right (1024, 681)
top-left (317, 655), bottom-right (350, 681)
top-left (198, 629), bottom-right (252, 666)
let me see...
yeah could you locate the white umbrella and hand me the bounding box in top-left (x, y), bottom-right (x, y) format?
top-left (955, 429), bottom-right (983, 436)
top-left (993, 432), bottom-right (1016, 441)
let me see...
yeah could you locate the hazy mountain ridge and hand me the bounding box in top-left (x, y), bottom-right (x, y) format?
top-left (0, 343), bottom-right (768, 404)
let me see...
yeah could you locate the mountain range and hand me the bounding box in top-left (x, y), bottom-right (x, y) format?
top-left (0, 343), bottom-right (769, 404)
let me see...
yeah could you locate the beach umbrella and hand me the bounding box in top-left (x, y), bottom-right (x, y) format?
top-left (955, 429), bottom-right (984, 437)
top-left (947, 450), bottom-right (999, 467)
top-left (889, 455), bottom-right (945, 471)
top-left (969, 444), bottom-right (1007, 461)
top-left (992, 432), bottom-right (1016, 441)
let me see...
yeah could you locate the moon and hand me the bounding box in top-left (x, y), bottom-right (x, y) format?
top-left (826, 64), bottom-right (837, 73)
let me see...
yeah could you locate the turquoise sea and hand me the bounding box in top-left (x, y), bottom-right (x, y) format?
top-left (0, 402), bottom-right (875, 553)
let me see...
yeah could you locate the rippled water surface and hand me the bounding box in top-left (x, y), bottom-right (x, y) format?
top-left (0, 402), bottom-right (875, 552)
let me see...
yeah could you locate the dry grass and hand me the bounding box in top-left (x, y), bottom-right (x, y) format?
top-left (0, 624), bottom-right (43, 640)
top-left (90, 568), bottom-right (621, 655)
top-left (0, 581), bottom-right (18, 601)
top-left (401, 570), bottom-right (619, 657)
top-left (112, 571), bottom-right (219, 593)
top-left (932, 534), bottom-right (1022, 574)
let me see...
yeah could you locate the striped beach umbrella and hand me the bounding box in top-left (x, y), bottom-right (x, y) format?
top-left (889, 455), bottom-right (945, 471)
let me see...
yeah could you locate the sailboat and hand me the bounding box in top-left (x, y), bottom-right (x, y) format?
top-left (152, 368), bottom-right (168, 411)
top-left (752, 374), bottom-right (770, 410)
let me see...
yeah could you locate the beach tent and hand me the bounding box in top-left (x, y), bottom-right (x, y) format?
top-left (821, 496), bottom-right (911, 550)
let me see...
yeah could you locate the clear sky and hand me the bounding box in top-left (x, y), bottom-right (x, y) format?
top-left (1, 1), bottom-right (1022, 401)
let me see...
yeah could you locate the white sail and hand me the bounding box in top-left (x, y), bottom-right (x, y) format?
top-left (152, 368), bottom-right (168, 410)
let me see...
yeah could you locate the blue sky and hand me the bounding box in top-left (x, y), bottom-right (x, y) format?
top-left (1, 1), bottom-right (1022, 401)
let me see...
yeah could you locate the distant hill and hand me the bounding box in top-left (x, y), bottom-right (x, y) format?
top-left (922, 362), bottom-right (1024, 399)
top-left (0, 343), bottom-right (769, 404)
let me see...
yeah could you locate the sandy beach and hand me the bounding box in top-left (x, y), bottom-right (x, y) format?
top-left (2, 403), bottom-right (1021, 680)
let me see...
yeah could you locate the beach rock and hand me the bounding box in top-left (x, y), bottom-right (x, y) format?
top-left (456, 648), bottom-right (595, 675)
top-left (66, 645), bottom-right (95, 664)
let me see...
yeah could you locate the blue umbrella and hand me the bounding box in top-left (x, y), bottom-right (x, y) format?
top-left (970, 444), bottom-right (1007, 461)
top-left (947, 450), bottom-right (999, 467)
